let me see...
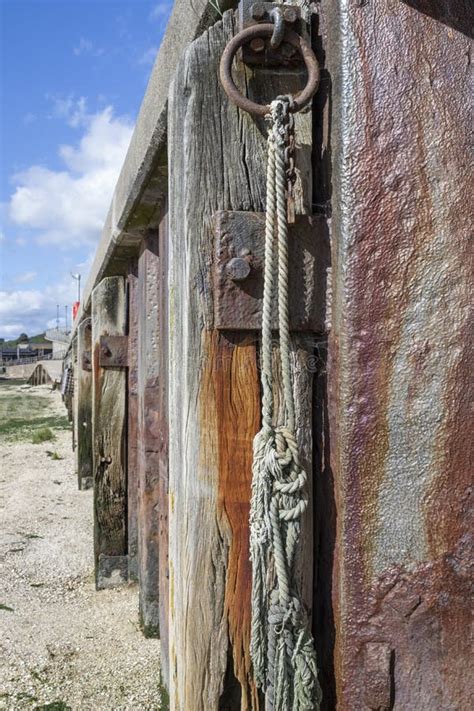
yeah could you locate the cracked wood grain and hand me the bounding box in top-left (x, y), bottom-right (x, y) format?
top-left (77, 319), bottom-right (93, 490)
top-left (167, 9), bottom-right (316, 709)
top-left (91, 276), bottom-right (127, 589)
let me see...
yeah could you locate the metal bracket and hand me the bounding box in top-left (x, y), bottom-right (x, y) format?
top-left (239, 1), bottom-right (303, 67)
top-left (99, 335), bottom-right (128, 368)
top-left (213, 211), bottom-right (328, 333)
top-left (82, 350), bottom-right (92, 371)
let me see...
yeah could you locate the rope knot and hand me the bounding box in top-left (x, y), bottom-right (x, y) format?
top-left (250, 90), bottom-right (321, 709)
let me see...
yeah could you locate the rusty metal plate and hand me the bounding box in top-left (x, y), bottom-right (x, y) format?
top-left (238, 1), bottom-right (303, 67)
top-left (321, 1), bottom-right (473, 708)
top-left (81, 350), bottom-right (91, 371)
top-left (213, 210), bottom-right (328, 332)
top-left (99, 335), bottom-right (128, 368)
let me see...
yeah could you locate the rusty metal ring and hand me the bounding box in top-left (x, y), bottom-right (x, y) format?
top-left (219, 24), bottom-right (320, 117)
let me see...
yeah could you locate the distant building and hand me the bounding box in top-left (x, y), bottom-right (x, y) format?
top-left (0, 338), bottom-right (53, 364)
top-left (44, 329), bottom-right (70, 359)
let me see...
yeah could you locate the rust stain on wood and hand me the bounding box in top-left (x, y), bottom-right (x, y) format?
top-left (200, 330), bottom-right (261, 709)
top-left (91, 277), bottom-right (127, 588)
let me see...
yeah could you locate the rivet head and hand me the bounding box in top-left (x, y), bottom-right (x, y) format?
top-left (250, 37), bottom-right (266, 53)
top-left (226, 257), bottom-right (251, 282)
top-left (280, 42), bottom-right (297, 58)
top-left (251, 2), bottom-right (266, 20)
top-left (283, 7), bottom-right (298, 23)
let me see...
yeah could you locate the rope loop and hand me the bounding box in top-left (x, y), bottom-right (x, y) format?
top-left (249, 96), bottom-right (321, 708)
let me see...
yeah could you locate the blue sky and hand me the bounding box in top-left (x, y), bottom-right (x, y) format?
top-left (0, 0), bottom-right (173, 338)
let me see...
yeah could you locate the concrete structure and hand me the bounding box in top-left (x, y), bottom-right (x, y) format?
top-left (45, 328), bottom-right (70, 360)
top-left (2, 359), bottom-right (62, 382)
top-left (67, 2), bottom-right (472, 709)
top-left (27, 360), bottom-right (63, 386)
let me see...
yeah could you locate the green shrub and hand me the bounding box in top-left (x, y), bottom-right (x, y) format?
top-left (31, 427), bottom-right (55, 444)
top-left (46, 450), bottom-right (63, 460)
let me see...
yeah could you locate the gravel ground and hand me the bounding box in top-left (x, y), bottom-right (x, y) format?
top-left (0, 383), bottom-right (162, 710)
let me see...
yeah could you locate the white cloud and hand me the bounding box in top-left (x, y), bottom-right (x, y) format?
top-left (48, 95), bottom-right (89, 128)
top-left (73, 37), bottom-right (104, 57)
top-left (0, 244), bottom-right (95, 337)
top-left (16, 271), bottom-right (37, 284)
top-left (0, 323), bottom-right (26, 338)
top-left (23, 112), bottom-right (37, 125)
top-left (0, 273), bottom-right (79, 337)
top-left (8, 103), bottom-right (134, 248)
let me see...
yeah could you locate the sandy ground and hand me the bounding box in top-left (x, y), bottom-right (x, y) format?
top-left (0, 384), bottom-right (162, 710)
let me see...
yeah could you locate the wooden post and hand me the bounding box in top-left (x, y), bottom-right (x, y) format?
top-left (136, 229), bottom-right (164, 643)
top-left (156, 213), bottom-right (170, 682)
top-left (91, 276), bottom-right (128, 589)
top-left (127, 262), bottom-right (139, 580)
top-left (167, 10), bottom-right (319, 708)
top-left (71, 336), bottom-right (78, 452)
top-left (320, 2), bottom-right (472, 707)
top-left (77, 318), bottom-right (93, 490)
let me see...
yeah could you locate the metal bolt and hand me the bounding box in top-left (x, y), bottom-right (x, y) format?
top-left (280, 42), bottom-right (296, 58)
top-left (101, 345), bottom-right (110, 357)
top-left (100, 456), bottom-right (112, 465)
top-left (251, 2), bottom-right (266, 20)
top-left (250, 37), bottom-right (265, 53)
top-left (226, 257), bottom-right (251, 282)
top-left (283, 7), bottom-right (298, 23)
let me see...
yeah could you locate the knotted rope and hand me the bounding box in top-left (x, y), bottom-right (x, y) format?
top-left (249, 97), bottom-right (321, 710)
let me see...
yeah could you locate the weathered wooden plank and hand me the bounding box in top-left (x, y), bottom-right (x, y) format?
top-left (77, 319), bottom-right (93, 490)
top-left (127, 261), bottom-right (139, 580)
top-left (156, 211), bottom-right (170, 685)
top-left (137, 230), bottom-right (162, 640)
top-left (91, 276), bottom-right (128, 590)
top-left (168, 10), bottom-right (318, 708)
top-left (321, 1), bottom-right (473, 708)
top-left (71, 336), bottom-right (78, 452)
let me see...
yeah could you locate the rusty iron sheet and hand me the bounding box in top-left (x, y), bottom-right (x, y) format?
top-left (322, 0), bottom-right (473, 708)
top-left (99, 335), bottom-right (129, 368)
top-left (213, 210), bottom-right (329, 332)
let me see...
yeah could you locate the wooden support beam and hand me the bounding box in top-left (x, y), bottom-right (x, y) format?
top-left (71, 336), bottom-right (78, 452)
top-left (167, 10), bottom-right (319, 708)
top-left (91, 276), bottom-right (128, 590)
top-left (136, 230), bottom-right (164, 641)
top-left (77, 319), bottom-right (93, 490)
top-left (157, 212), bottom-right (170, 681)
top-left (320, 1), bottom-right (472, 707)
top-left (127, 262), bottom-right (139, 580)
